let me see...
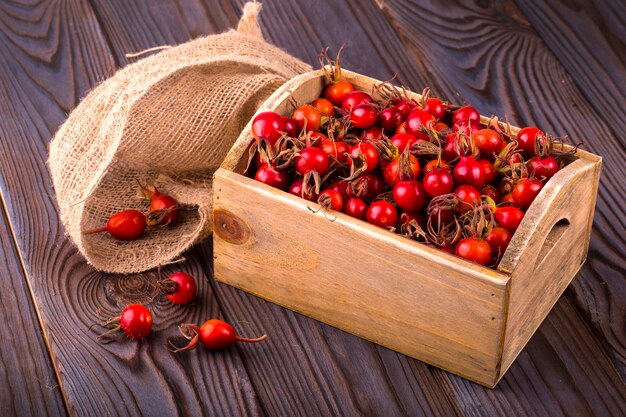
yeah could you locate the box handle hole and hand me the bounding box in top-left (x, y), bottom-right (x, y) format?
top-left (534, 218), bottom-right (570, 269)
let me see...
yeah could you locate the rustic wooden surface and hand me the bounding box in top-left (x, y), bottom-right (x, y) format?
top-left (0, 0), bottom-right (623, 416)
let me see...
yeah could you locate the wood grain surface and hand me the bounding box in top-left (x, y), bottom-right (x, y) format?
top-left (0, 203), bottom-right (66, 416)
top-left (0, 0), bottom-right (624, 416)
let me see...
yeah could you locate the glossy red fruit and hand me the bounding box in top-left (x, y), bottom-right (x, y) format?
top-left (394, 99), bottom-right (417, 120)
top-left (495, 206), bottom-right (525, 232)
top-left (120, 304), bottom-right (153, 339)
top-left (255, 165), bottom-right (290, 190)
top-left (512, 179), bottom-right (543, 208)
top-left (341, 90), bottom-right (373, 111)
top-left (163, 272), bottom-right (197, 305)
top-left (405, 109), bottom-right (435, 137)
top-left (83, 209), bottom-right (147, 240)
top-left (348, 142), bottom-right (379, 174)
top-left (311, 98), bottom-right (335, 117)
top-left (109, 210), bottom-right (147, 240)
top-left (424, 97), bottom-right (446, 119)
top-left (528, 156), bottom-right (559, 180)
top-left (251, 111), bottom-right (284, 145)
top-left (517, 126), bottom-right (543, 157)
top-left (362, 126), bottom-right (384, 141)
top-left (295, 147), bottom-right (330, 175)
top-left (442, 133), bottom-right (460, 162)
top-left (454, 156), bottom-right (485, 189)
top-left (453, 119), bottom-right (482, 136)
top-left (172, 320), bottom-right (267, 352)
top-left (423, 159), bottom-right (451, 174)
top-left (318, 189), bottom-right (343, 211)
top-left (477, 159), bottom-right (497, 185)
top-left (393, 181), bottom-right (427, 211)
top-left (390, 133), bottom-right (419, 153)
top-left (348, 174), bottom-right (385, 202)
top-left (281, 116), bottom-right (298, 137)
top-left (455, 237), bottom-right (492, 265)
top-left (324, 79), bottom-right (354, 106)
top-left (145, 188), bottom-right (179, 225)
top-left (382, 154), bottom-right (420, 186)
top-left (320, 139), bottom-right (350, 164)
top-left (473, 128), bottom-right (503, 156)
top-left (327, 180), bottom-right (351, 202)
top-left (292, 105), bottom-right (322, 132)
top-left (198, 320), bottom-right (257, 350)
top-left (453, 106), bottom-right (480, 124)
top-left (349, 104), bottom-right (378, 129)
top-left (343, 197), bottom-right (368, 220)
top-left (485, 227), bottom-right (513, 256)
top-left (289, 179), bottom-right (319, 201)
top-left (366, 201), bottom-right (398, 228)
top-left (378, 106), bottom-right (403, 132)
top-left (423, 168), bottom-right (454, 197)
top-left (454, 185), bottom-right (481, 213)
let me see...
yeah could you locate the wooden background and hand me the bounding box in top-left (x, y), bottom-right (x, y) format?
top-left (0, 1), bottom-right (624, 416)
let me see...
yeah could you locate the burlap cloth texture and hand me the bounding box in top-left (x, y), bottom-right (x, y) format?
top-left (49, 3), bottom-right (311, 273)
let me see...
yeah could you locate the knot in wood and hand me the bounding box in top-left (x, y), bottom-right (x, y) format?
top-left (104, 273), bottom-right (156, 307)
top-left (213, 209), bottom-right (250, 245)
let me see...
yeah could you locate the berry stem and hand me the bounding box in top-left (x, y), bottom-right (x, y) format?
top-left (82, 226), bottom-right (108, 235)
top-left (235, 334), bottom-right (268, 344)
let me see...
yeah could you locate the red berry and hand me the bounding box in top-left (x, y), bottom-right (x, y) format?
top-left (164, 272), bottom-right (197, 305)
top-left (455, 237), bottom-right (492, 265)
top-left (512, 179), bottom-right (543, 208)
top-left (343, 198), bottom-right (368, 220)
top-left (255, 165), bottom-right (290, 190)
top-left (366, 201), bottom-right (398, 228)
top-left (120, 305), bottom-right (153, 340)
top-left (393, 180), bottom-right (427, 212)
top-left (252, 111), bottom-right (284, 145)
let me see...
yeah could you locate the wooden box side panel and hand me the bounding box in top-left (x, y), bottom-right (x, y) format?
top-left (498, 157), bottom-right (602, 377)
top-left (213, 169), bottom-right (509, 386)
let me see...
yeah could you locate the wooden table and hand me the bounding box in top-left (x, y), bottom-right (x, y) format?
top-left (1, 1), bottom-right (624, 416)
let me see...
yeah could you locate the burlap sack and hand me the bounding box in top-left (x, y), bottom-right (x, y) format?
top-left (49, 3), bottom-right (311, 274)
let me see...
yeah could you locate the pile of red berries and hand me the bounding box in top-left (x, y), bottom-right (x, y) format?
top-left (248, 64), bottom-right (571, 268)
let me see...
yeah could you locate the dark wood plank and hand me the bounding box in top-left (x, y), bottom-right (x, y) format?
top-left (0, 1), bottom-right (265, 416)
top-left (0, 202), bottom-right (67, 416)
top-left (513, 0), bottom-right (626, 145)
top-left (89, 0), bottom-right (240, 66)
top-left (512, 0), bottom-right (626, 378)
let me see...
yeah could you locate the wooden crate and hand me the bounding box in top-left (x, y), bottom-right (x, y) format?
top-left (212, 69), bottom-right (602, 387)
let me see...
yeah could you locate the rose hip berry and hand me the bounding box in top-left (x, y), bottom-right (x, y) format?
top-left (170, 319), bottom-right (267, 352)
top-left (83, 209), bottom-right (147, 240)
top-left (159, 272), bottom-right (197, 305)
top-left (367, 201), bottom-right (398, 229)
